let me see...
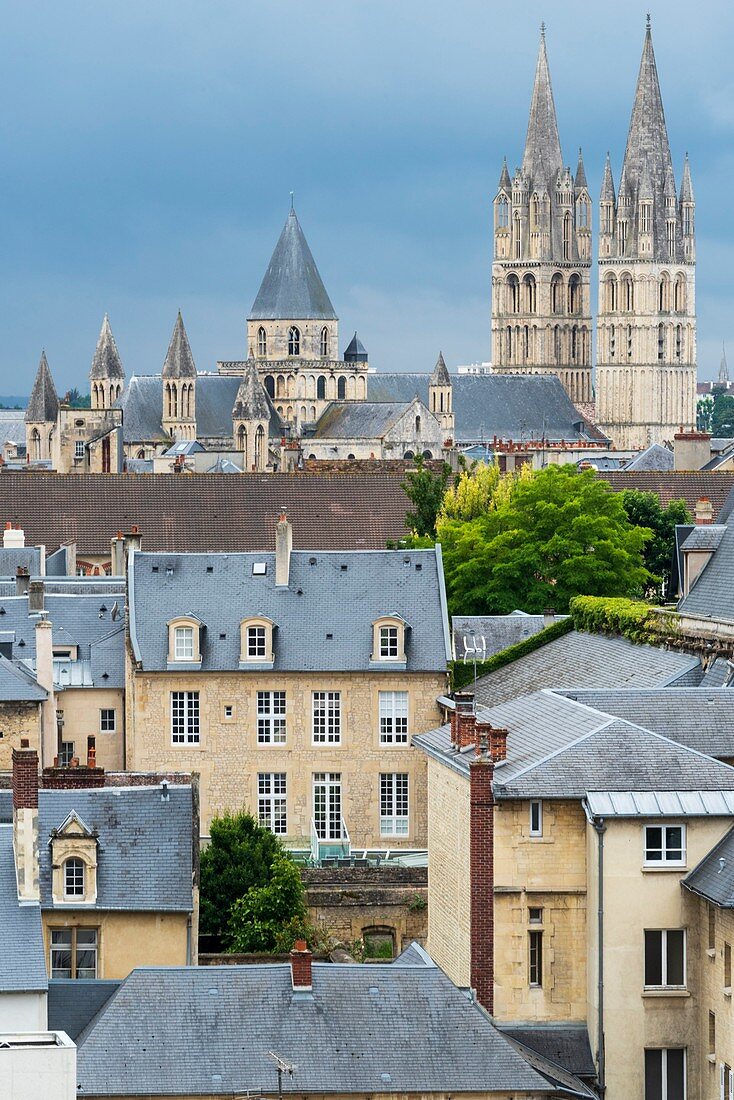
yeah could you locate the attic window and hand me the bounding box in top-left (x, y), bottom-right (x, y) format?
top-left (252, 562), bottom-right (267, 576)
top-left (326, 633), bottom-right (333, 640)
top-left (341, 564), bottom-right (348, 572)
top-left (166, 566), bottom-right (174, 577)
top-left (206, 566), bottom-right (213, 574)
top-left (415, 563), bottom-right (422, 571)
top-left (309, 557), bottom-right (317, 566)
top-left (152, 566), bottom-right (159, 573)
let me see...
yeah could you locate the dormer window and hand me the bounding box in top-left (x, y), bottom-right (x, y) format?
top-left (371, 617), bottom-right (407, 667)
top-left (167, 617), bottom-right (203, 668)
top-left (64, 857), bottom-right (85, 898)
top-left (248, 626), bottom-right (266, 657)
top-left (240, 617), bottom-right (275, 668)
top-left (51, 811), bottom-right (98, 905)
top-left (174, 626), bottom-right (194, 660)
top-left (380, 626), bottom-right (399, 658)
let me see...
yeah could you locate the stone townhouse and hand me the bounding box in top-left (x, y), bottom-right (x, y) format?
top-left (414, 687), bottom-right (734, 1100)
top-left (125, 515), bottom-right (450, 845)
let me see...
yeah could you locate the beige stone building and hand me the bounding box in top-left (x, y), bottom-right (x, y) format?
top-left (125, 519), bottom-right (450, 845)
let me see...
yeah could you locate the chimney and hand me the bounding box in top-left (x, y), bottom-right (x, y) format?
top-left (34, 616), bottom-right (57, 769)
top-left (110, 532), bottom-right (125, 577)
top-left (15, 566), bottom-right (30, 596)
top-left (63, 541), bottom-right (77, 577)
top-left (475, 721), bottom-right (508, 765)
top-left (674, 430), bottom-right (711, 471)
top-left (275, 512), bottom-right (292, 588)
top-left (28, 579), bottom-right (44, 613)
top-left (695, 497), bottom-right (714, 526)
top-left (12, 741), bottom-right (40, 903)
top-left (4, 522), bottom-right (25, 548)
top-left (87, 736), bottom-right (96, 769)
top-left (542, 607), bottom-right (555, 630)
top-left (452, 690), bottom-right (476, 749)
top-left (290, 939), bottom-right (313, 990)
top-left (469, 736), bottom-right (495, 1012)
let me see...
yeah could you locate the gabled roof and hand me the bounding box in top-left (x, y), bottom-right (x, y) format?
top-left (90, 315), bottom-right (125, 381)
top-left (600, 472), bottom-right (734, 518)
top-left (310, 401), bottom-right (423, 441)
top-left (452, 614), bottom-right (555, 661)
top-left (232, 358), bottom-right (270, 421)
top-left (624, 442), bottom-right (674, 471)
top-left (0, 826), bottom-right (47, 993)
top-left (678, 521), bottom-right (734, 623)
top-left (250, 209), bottom-right (337, 321)
top-left (522, 29), bottom-right (563, 189)
top-left (75, 954), bottom-right (577, 1097)
top-left (162, 313), bottom-right (197, 380)
top-left (48, 980), bottom-right (121, 1041)
top-left (25, 351), bottom-right (59, 423)
top-left (684, 826), bottom-right (734, 907)
top-left (0, 653), bottom-right (47, 702)
top-left (499, 1025), bottom-right (595, 1080)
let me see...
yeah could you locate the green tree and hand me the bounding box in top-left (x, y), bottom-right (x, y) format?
top-left (621, 490), bottom-right (690, 599)
top-left (62, 388), bottom-right (91, 409)
top-left (439, 466), bottom-right (651, 615)
top-left (696, 394), bottom-right (714, 432)
top-left (226, 853), bottom-right (309, 953)
top-left (712, 394), bottom-right (734, 437)
top-left (199, 811), bottom-right (282, 942)
top-left (401, 456), bottom-right (453, 539)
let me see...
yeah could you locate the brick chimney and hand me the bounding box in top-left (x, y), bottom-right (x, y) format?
top-left (12, 741), bottom-right (40, 903)
top-left (28, 579), bottom-right (44, 613)
top-left (452, 691), bottom-right (476, 749)
top-left (275, 512), bottom-right (292, 588)
top-left (469, 736), bottom-right (495, 1012)
top-left (695, 497), bottom-right (714, 526)
top-left (15, 566), bottom-right (30, 596)
top-left (674, 430), bottom-right (711, 471)
top-left (4, 522), bottom-right (25, 548)
top-left (476, 720), bottom-right (508, 764)
top-left (290, 939), bottom-right (312, 990)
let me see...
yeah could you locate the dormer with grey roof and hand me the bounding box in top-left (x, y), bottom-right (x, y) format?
top-left (90, 315), bottom-right (125, 412)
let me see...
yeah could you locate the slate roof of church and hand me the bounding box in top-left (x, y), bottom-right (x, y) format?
top-left (90, 316), bottom-right (125, 381)
top-left (0, 472), bottom-right (414, 553)
top-left (162, 313), bottom-right (197, 379)
top-left (250, 209), bottom-right (337, 321)
top-left (678, 521), bottom-right (734, 623)
top-left (684, 826), bottom-right (734, 907)
top-left (75, 954), bottom-right (589, 1097)
top-left (0, 653), bottom-right (47, 701)
top-left (0, 825), bottom-right (47, 992)
top-left (310, 401), bottom-right (416, 440)
top-left (25, 351), bottom-right (59, 423)
top-left (232, 359), bottom-right (271, 420)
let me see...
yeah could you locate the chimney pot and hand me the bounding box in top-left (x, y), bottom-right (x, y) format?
top-left (695, 497), bottom-right (714, 526)
top-left (454, 691), bottom-right (477, 750)
top-left (290, 940), bottom-right (313, 990)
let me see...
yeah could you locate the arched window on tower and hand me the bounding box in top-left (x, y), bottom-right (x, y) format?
top-left (264, 375), bottom-right (275, 398)
top-left (674, 275), bottom-right (686, 313)
top-left (507, 275), bottom-right (520, 314)
top-left (627, 325), bottom-right (633, 360)
top-left (497, 196), bottom-right (509, 229)
top-left (610, 324), bottom-right (616, 360)
top-left (606, 275), bottom-right (617, 312)
top-left (31, 429), bottom-right (40, 460)
top-left (288, 326), bottom-right (300, 356)
top-left (238, 425), bottom-right (246, 452)
top-left (530, 194), bottom-right (540, 230)
top-left (522, 325), bottom-right (529, 362)
top-left (563, 214), bottom-right (572, 261)
top-left (551, 274), bottom-right (563, 315)
top-left (658, 323), bottom-right (665, 361)
top-left (675, 324), bottom-right (682, 361)
top-left (621, 275), bottom-right (634, 312)
top-left (257, 326), bottom-right (267, 357)
top-left (568, 274), bottom-right (580, 315)
top-left (320, 327), bottom-right (329, 358)
top-left (659, 273), bottom-right (670, 312)
top-left (553, 325), bottom-right (561, 364)
top-left (317, 376), bottom-right (326, 400)
top-left (523, 274), bottom-right (536, 314)
top-left (337, 377), bottom-right (346, 399)
top-left (506, 326), bottom-right (512, 360)
top-left (577, 198), bottom-right (589, 229)
top-left (571, 326), bottom-right (578, 363)
top-left (254, 425), bottom-right (265, 469)
top-left (513, 212), bottom-right (521, 260)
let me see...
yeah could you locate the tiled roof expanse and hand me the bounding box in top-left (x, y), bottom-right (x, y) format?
top-left (0, 785), bottom-right (193, 912)
top-left (700, 658), bottom-right (733, 687)
top-left (0, 473), bottom-right (413, 553)
top-left (499, 1025), bottom-right (596, 1079)
top-left (76, 956), bottom-right (586, 1097)
top-left (130, 548), bottom-right (451, 673)
top-left (559, 688), bottom-right (734, 758)
top-left (600, 471), bottom-right (734, 516)
top-left (0, 825), bottom-right (47, 992)
top-left (684, 826), bottom-right (734, 907)
top-left (48, 980), bottom-right (120, 1040)
top-left (452, 613), bottom-right (557, 660)
top-left (471, 630), bottom-right (700, 708)
top-left (678, 522), bottom-right (734, 623)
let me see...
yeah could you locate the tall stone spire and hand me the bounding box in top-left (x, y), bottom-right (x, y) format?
top-left (90, 315), bottom-right (124, 381)
top-left (680, 153), bottom-right (694, 203)
top-left (162, 312), bottom-right (197, 379)
top-left (574, 148), bottom-right (588, 192)
top-left (430, 351), bottom-right (450, 386)
top-left (233, 357), bottom-right (270, 421)
top-left (250, 208), bottom-right (337, 322)
top-left (600, 153), bottom-right (616, 203)
top-left (719, 344), bottom-right (729, 386)
top-left (521, 26), bottom-right (563, 188)
top-left (25, 351), bottom-right (59, 424)
top-left (498, 158), bottom-right (511, 191)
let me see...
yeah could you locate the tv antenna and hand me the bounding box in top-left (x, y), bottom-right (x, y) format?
top-left (266, 1051), bottom-right (297, 1100)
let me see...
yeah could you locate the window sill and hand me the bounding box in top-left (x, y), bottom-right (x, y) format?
top-left (369, 660), bottom-right (407, 671)
top-left (641, 865), bottom-right (687, 873)
top-left (239, 660), bottom-right (274, 671)
top-left (641, 988), bottom-right (690, 999)
top-left (167, 660), bottom-right (202, 671)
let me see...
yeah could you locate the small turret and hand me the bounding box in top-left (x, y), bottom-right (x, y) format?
top-left (162, 313), bottom-right (197, 441)
top-left (90, 315), bottom-right (125, 410)
top-left (428, 352), bottom-right (454, 440)
top-left (343, 332), bottom-right (368, 364)
top-left (574, 148), bottom-right (588, 192)
top-left (232, 357), bottom-right (271, 471)
top-left (680, 154), bottom-right (695, 261)
top-left (498, 158), bottom-right (511, 192)
top-left (25, 351), bottom-right (59, 463)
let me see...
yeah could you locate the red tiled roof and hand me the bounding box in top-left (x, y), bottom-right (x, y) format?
top-left (0, 473), bottom-right (412, 554)
top-left (601, 471), bottom-right (734, 517)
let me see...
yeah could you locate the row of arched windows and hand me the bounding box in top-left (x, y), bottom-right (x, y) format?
top-left (504, 324), bottom-right (589, 365)
top-left (263, 373), bottom-right (366, 402)
top-left (603, 272), bottom-right (687, 314)
top-left (164, 381), bottom-right (194, 420)
top-left (91, 382), bottom-right (122, 409)
top-left (606, 322), bottom-right (693, 364)
top-left (505, 273), bottom-right (583, 316)
top-left (256, 325), bottom-right (330, 359)
top-left (236, 423), bottom-right (265, 468)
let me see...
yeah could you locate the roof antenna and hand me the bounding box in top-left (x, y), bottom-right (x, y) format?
top-left (646, 12), bottom-right (651, 29)
top-left (290, 191), bottom-right (295, 212)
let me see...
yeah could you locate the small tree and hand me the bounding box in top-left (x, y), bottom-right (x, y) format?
top-left (226, 853), bottom-right (309, 953)
top-left (712, 394), bottom-right (734, 437)
top-left (696, 395), bottom-right (714, 432)
top-left (199, 811), bottom-right (282, 942)
top-left (621, 490), bottom-right (690, 599)
top-left (401, 456), bottom-right (453, 539)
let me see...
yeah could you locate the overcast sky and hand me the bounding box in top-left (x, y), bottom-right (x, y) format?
top-left (0, 0), bottom-right (731, 396)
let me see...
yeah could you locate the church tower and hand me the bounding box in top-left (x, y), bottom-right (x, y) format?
top-left (429, 352), bottom-right (454, 440)
top-left (596, 19), bottom-right (696, 449)
top-left (89, 314), bottom-right (125, 410)
top-left (232, 356), bottom-right (271, 471)
top-left (161, 312), bottom-right (197, 441)
top-left (25, 351), bottom-right (59, 462)
top-left (491, 27), bottom-right (592, 406)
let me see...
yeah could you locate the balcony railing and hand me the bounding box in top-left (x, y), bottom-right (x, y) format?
top-left (310, 817), bottom-right (351, 864)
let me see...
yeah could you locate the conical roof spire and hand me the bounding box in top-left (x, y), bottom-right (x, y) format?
top-left (162, 312), bottom-right (197, 379)
top-left (521, 28), bottom-right (563, 188)
top-left (680, 153), bottom-right (694, 203)
top-left (498, 158), bottom-right (511, 191)
top-left (250, 208), bottom-right (337, 321)
top-left (25, 351), bottom-right (59, 423)
top-left (600, 153), bottom-right (616, 203)
top-left (574, 148), bottom-right (588, 191)
top-left (719, 343), bottom-right (729, 385)
top-left (233, 358), bottom-right (271, 421)
top-left (430, 352), bottom-right (450, 385)
top-left (620, 19), bottom-right (674, 198)
top-left (90, 314), bottom-right (125, 381)
top-left (343, 331), bottom-right (368, 363)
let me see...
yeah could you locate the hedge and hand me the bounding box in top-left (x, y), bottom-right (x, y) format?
top-left (450, 616), bottom-right (573, 690)
top-left (569, 595), bottom-right (680, 647)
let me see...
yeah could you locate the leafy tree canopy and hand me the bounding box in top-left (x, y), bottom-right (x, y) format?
top-left (438, 460), bottom-right (532, 527)
top-left (226, 853), bottom-right (308, 953)
top-left (712, 394), bottom-right (734, 437)
top-left (199, 811), bottom-right (282, 942)
top-left (620, 490), bottom-right (690, 599)
top-left (697, 395), bottom-right (714, 432)
top-left (439, 465), bottom-right (652, 615)
top-left (61, 388), bottom-right (91, 409)
top-left (401, 456), bottom-right (453, 539)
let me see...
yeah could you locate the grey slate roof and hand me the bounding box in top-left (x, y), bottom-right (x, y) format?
top-left (0, 825), bottom-right (47, 992)
top-left (368, 372), bottom-right (599, 444)
top-left (129, 547), bottom-right (451, 673)
top-left (232, 358), bottom-right (271, 420)
top-left (48, 980), bottom-right (121, 1041)
top-left (344, 331), bottom-right (367, 362)
top-left (624, 443), bottom-right (674, 471)
top-left (0, 546), bottom-right (42, 576)
top-left (499, 1025), bottom-right (595, 1079)
top-left (700, 658), bottom-right (733, 688)
top-left (76, 956), bottom-right (566, 1097)
top-left (678, 521), bottom-right (734, 623)
top-left (0, 785), bottom-right (193, 912)
top-left (558, 688), bottom-right (734, 759)
top-left (25, 351), bottom-right (59, 423)
top-left (0, 653), bottom-right (47, 702)
top-left (452, 614), bottom-right (558, 660)
top-left (250, 209), bottom-right (337, 321)
top-left (162, 313), bottom-right (196, 379)
top-left (681, 525), bottom-right (726, 551)
top-left (90, 316), bottom-right (124, 381)
top-left (684, 826), bottom-right (734, 907)
top-left (471, 630), bottom-right (700, 709)
top-left (430, 352), bottom-right (450, 385)
top-left (0, 409), bottom-right (27, 447)
top-left (311, 401), bottom-right (413, 440)
top-left (522, 31), bottom-right (563, 189)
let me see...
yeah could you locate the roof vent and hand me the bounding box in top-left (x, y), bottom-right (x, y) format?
top-left (326, 633), bottom-right (333, 640)
top-left (309, 557), bottom-right (317, 566)
top-left (152, 566), bottom-right (159, 573)
top-left (340, 564), bottom-right (348, 572)
top-left (206, 566), bottom-right (213, 574)
top-left (719, 857), bottom-right (727, 874)
top-left (0, 608), bottom-right (5, 616)
top-left (252, 562), bottom-right (267, 576)
top-left (415, 562), bottom-right (422, 571)
top-left (166, 565), bottom-right (174, 577)
top-left (161, 778), bottom-right (170, 802)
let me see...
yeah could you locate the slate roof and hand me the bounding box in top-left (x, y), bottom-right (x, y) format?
top-left (624, 443), bottom-right (674, 471)
top-left (684, 826), bottom-right (734, 907)
top-left (499, 1025), bottom-right (595, 1079)
top-left (430, 352), bottom-right (450, 385)
top-left (452, 614), bottom-right (556, 660)
top-left (522, 31), bottom-right (563, 189)
top-left (90, 316), bottom-right (125, 381)
top-left (129, 547), bottom-right (451, 673)
top-left (310, 401), bottom-right (413, 440)
top-left (0, 472), bottom-right (414, 554)
top-left (678, 522), bottom-right (734, 623)
top-left (344, 332), bottom-right (368, 362)
top-left (369, 372), bottom-right (598, 444)
top-left (700, 658), bottom-right (733, 688)
top-left (0, 785), bottom-right (193, 912)
top-left (470, 630), bottom-right (700, 709)
top-left (76, 956), bottom-right (573, 1097)
top-left (232, 358), bottom-right (270, 420)
top-left (599, 472), bottom-right (734, 517)
top-left (162, 313), bottom-right (197, 379)
top-left (26, 351), bottom-right (59, 423)
top-left (48, 980), bottom-right (121, 1041)
top-left (0, 546), bottom-right (42, 576)
top-left (0, 653), bottom-right (47, 702)
top-left (0, 825), bottom-right (47, 993)
top-left (250, 209), bottom-right (337, 321)
top-left (0, 410), bottom-right (27, 447)
top-left (558, 688), bottom-right (734, 759)
top-left (681, 525), bottom-right (726, 551)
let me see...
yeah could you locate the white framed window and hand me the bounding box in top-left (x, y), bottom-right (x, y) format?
top-left (59, 741), bottom-right (74, 766)
top-left (174, 626), bottom-right (194, 660)
top-left (644, 1048), bottom-right (685, 1100)
top-left (313, 691), bottom-right (341, 744)
top-left (644, 824), bottom-right (686, 867)
top-left (171, 690), bottom-right (200, 744)
top-left (50, 928), bottom-right (97, 979)
top-left (247, 626), bottom-right (266, 658)
top-left (380, 625), bottom-right (399, 658)
top-left (258, 773), bottom-right (287, 835)
top-left (379, 691), bottom-right (408, 744)
top-left (644, 930), bottom-right (686, 989)
top-left (288, 326), bottom-right (300, 356)
top-left (257, 691), bottom-right (286, 744)
top-left (380, 772), bottom-right (408, 836)
top-left (529, 929), bottom-right (543, 987)
top-left (530, 800), bottom-right (543, 837)
top-left (100, 708), bottom-right (116, 733)
top-left (313, 772), bottom-right (342, 840)
top-left (74, 440), bottom-right (85, 460)
top-left (64, 858), bottom-right (85, 898)
top-left (223, 704), bottom-right (233, 719)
